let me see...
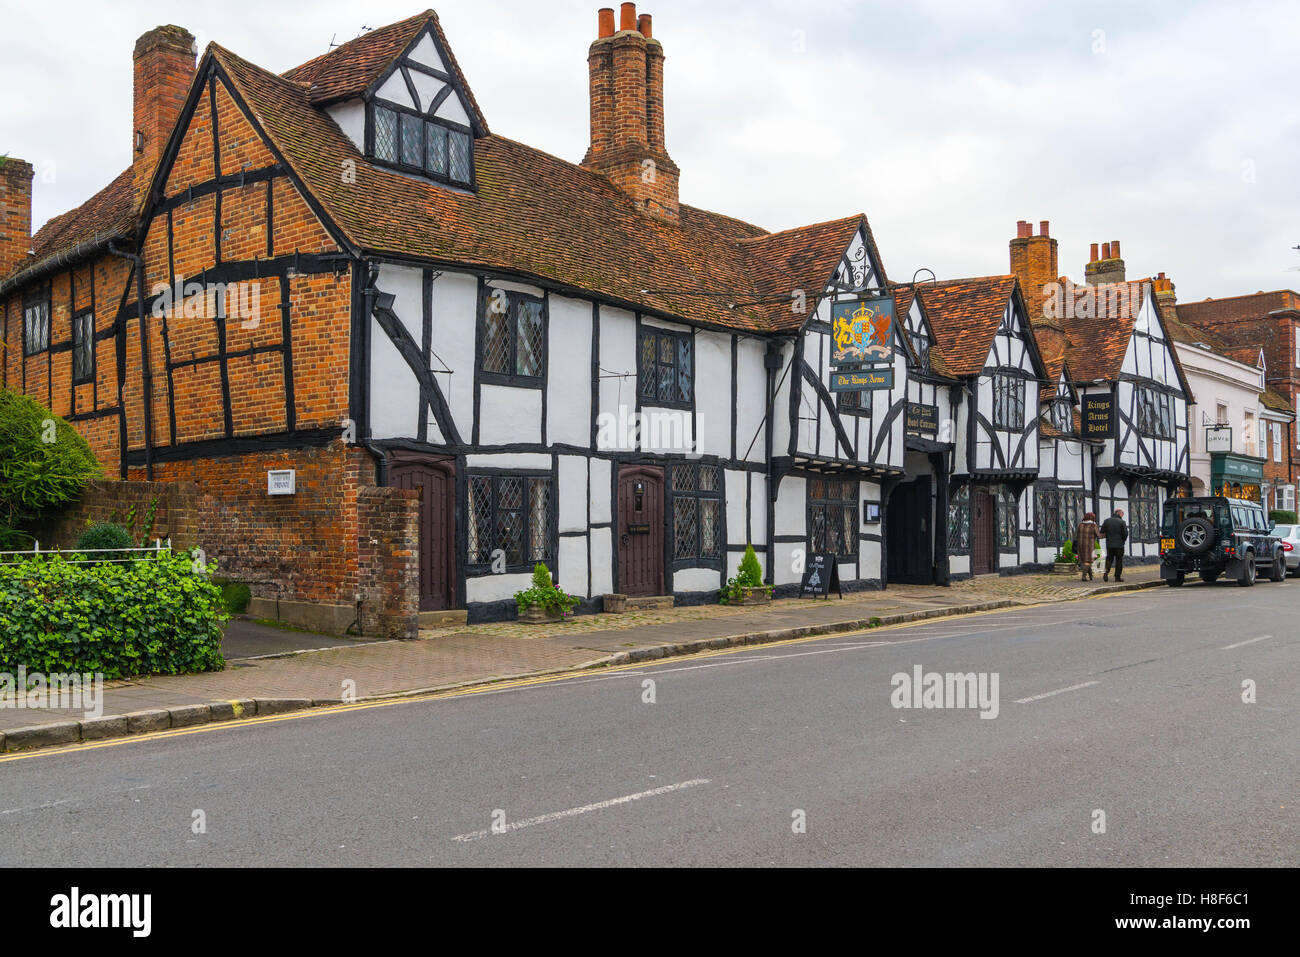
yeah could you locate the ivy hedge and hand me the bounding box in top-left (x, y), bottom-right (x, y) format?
top-left (0, 552), bottom-right (227, 678)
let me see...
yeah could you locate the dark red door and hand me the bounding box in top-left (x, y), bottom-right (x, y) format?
top-left (972, 489), bottom-right (996, 575)
top-left (617, 466), bottom-right (664, 597)
top-left (390, 455), bottom-right (455, 612)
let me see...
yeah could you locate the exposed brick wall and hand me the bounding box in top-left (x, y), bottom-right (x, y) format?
top-left (0, 159), bottom-right (34, 278)
top-left (357, 486), bottom-right (420, 639)
top-left (134, 25), bottom-right (198, 210)
top-left (36, 479), bottom-right (200, 551)
top-left (1009, 223), bottom-right (1058, 319)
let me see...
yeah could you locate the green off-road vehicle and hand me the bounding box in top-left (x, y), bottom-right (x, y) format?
top-left (1159, 496), bottom-right (1288, 587)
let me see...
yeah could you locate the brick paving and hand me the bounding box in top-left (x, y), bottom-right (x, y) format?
top-left (1, 566), bottom-right (1160, 731)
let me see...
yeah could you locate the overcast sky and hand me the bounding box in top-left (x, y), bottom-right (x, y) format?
top-left (4, 0), bottom-right (1297, 302)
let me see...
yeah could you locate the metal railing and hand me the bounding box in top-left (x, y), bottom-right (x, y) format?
top-left (0, 539), bottom-right (173, 564)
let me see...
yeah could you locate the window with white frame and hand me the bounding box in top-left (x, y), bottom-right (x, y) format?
top-left (1275, 423), bottom-right (1283, 463)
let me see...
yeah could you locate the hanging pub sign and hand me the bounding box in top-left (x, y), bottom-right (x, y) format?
top-left (1082, 395), bottom-right (1115, 440)
top-left (1204, 426), bottom-right (1232, 453)
top-left (799, 553), bottom-right (843, 600)
top-left (831, 296), bottom-right (895, 367)
top-left (906, 402), bottom-right (940, 436)
top-left (830, 367), bottom-right (895, 392)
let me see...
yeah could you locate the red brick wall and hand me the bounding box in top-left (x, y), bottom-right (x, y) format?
top-left (358, 486), bottom-right (420, 639)
top-left (36, 479), bottom-right (200, 551)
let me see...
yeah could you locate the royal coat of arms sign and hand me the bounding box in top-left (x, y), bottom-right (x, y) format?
top-left (830, 296), bottom-right (895, 366)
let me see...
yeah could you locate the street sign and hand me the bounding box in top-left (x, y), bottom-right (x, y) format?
top-left (830, 367), bottom-right (894, 392)
top-left (831, 296), bottom-right (895, 366)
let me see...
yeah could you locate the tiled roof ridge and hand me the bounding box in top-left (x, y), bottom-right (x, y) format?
top-left (283, 10), bottom-right (434, 81)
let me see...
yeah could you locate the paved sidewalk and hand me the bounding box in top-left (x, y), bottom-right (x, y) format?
top-left (0, 567), bottom-right (1160, 747)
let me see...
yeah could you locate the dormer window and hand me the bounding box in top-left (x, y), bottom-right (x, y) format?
top-left (370, 101), bottom-right (473, 188)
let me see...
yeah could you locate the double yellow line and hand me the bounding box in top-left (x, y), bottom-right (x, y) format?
top-left (0, 590), bottom-right (1140, 764)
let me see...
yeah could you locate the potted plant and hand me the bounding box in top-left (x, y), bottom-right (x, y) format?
top-left (515, 563), bottom-right (581, 623)
top-left (721, 544), bottom-right (772, 605)
top-left (1053, 540), bottom-right (1077, 574)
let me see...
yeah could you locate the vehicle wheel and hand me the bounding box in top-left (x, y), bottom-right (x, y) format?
top-left (1177, 517), bottom-right (1216, 556)
top-left (1238, 554), bottom-right (1256, 587)
top-left (1166, 572), bottom-right (1185, 587)
top-left (1270, 553), bottom-right (1286, 582)
top-left (1200, 570), bottom-right (1221, 583)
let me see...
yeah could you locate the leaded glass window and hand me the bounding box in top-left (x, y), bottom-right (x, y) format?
top-left (72, 311), bottom-right (94, 383)
top-left (808, 478), bottom-right (858, 559)
top-left (23, 291), bottom-right (50, 356)
top-left (467, 473), bottom-right (553, 570)
top-left (638, 327), bottom-right (693, 409)
top-left (368, 100), bottom-right (473, 188)
top-left (948, 486), bottom-right (971, 552)
top-left (671, 463), bottom-right (723, 562)
top-left (480, 289), bottom-right (544, 385)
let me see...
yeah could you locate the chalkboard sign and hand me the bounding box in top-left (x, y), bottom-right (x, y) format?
top-left (799, 552), bottom-right (843, 600)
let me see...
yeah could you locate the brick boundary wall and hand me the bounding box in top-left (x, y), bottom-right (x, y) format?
top-left (357, 486), bottom-right (420, 639)
top-left (36, 479), bottom-right (200, 551)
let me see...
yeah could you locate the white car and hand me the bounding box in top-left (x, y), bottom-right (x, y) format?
top-left (1272, 524), bottom-right (1300, 574)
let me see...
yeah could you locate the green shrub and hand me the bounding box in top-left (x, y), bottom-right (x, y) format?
top-left (514, 562), bottom-right (580, 618)
top-left (215, 579), bottom-right (251, 615)
top-left (1269, 510), bottom-right (1297, 526)
top-left (0, 524), bottom-right (33, 552)
top-left (0, 388), bottom-right (101, 528)
top-left (0, 551), bottom-right (227, 678)
top-left (1059, 540), bottom-right (1076, 563)
top-left (721, 544), bottom-right (771, 604)
top-left (76, 522), bottom-right (136, 563)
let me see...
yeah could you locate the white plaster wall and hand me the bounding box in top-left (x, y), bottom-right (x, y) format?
top-left (547, 295), bottom-right (592, 448)
top-left (467, 572), bottom-right (531, 604)
top-left (431, 271), bottom-right (477, 437)
top-left (724, 469), bottom-right (748, 546)
top-left (590, 526), bottom-right (614, 595)
top-left (478, 384), bottom-right (542, 445)
top-left (736, 339), bottom-right (768, 464)
top-left (465, 452), bottom-right (550, 470)
top-left (375, 72), bottom-right (416, 109)
top-left (590, 458), bottom-right (613, 525)
top-left (558, 536), bottom-right (588, 598)
top-left (749, 473), bottom-right (767, 546)
top-left (327, 100), bottom-right (366, 154)
top-left (673, 567), bottom-right (721, 592)
top-left (557, 455), bottom-right (587, 533)
top-left (695, 331), bottom-right (731, 457)
top-left (597, 306), bottom-right (637, 451)
top-left (410, 33), bottom-right (447, 71)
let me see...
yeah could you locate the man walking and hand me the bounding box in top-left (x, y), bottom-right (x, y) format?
top-left (1075, 512), bottom-right (1100, 581)
top-left (1101, 508), bottom-right (1128, 582)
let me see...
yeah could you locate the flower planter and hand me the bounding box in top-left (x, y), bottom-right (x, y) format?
top-left (518, 603), bottom-right (564, 624)
top-left (1053, 562), bottom-right (1077, 575)
top-left (738, 587), bottom-right (771, 606)
top-left (603, 593), bottom-right (628, 614)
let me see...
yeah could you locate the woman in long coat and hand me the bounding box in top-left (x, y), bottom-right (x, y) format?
top-left (1074, 512), bottom-right (1100, 581)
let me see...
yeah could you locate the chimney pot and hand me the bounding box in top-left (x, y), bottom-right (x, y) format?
top-left (1039, 220), bottom-right (1049, 237)
top-left (598, 7), bottom-right (615, 38)
top-left (620, 2), bottom-right (637, 31)
top-left (637, 13), bottom-right (652, 38)
top-left (1090, 243), bottom-right (1099, 263)
top-left (1111, 240), bottom-right (1121, 259)
top-left (1101, 242), bottom-right (1111, 260)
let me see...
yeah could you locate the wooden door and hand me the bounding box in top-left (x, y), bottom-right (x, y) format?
top-left (972, 488), bottom-right (996, 574)
top-left (886, 477), bottom-right (933, 585)
top-left (390, 456), bottom-right (455, 612)
top-left (617, 466), bottom-right (664, 597)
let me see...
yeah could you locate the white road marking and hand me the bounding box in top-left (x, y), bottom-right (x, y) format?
top-left (1221, 634), bottom-right (1271, 651)
top-left (450, 778), bottom-right (711, 842)
top-left (1014, 680), bottom-right (1100, 704)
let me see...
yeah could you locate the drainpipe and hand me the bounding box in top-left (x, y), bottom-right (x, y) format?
top-left (107, 242), bottom-right (154, 480)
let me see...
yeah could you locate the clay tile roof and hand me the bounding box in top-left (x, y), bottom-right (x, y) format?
top-left (213, 41), bottom-right (874, 335)
top-left (1223, 344), bottom-right (1264, 367)
top-left (282, 10), bottom-right (488, 133)
top-left (1052, 279), bottom-right (1147, 381)
top-left (2, 166), bottom-right (135, 285)
top-left (1261, 387), bottom-right (1293, 415)
top-left (915, 276), bottom-right (1019, 376)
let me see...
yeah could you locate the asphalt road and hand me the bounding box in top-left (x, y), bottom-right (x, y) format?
top-left (1, 581), bottom-right (1295, 867)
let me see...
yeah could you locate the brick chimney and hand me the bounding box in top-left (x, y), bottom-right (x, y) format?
top-left (1009, 219), bottom-right (1059, 321)
top-left (1085, 239), bottom-right (1126, 286)
top-left (1152, 271), bottom-right (1178, 325)
top-left (0, 157), bottom-right (35, 279)
top-left (581, 5), bottom-right (680, 223)
top-left (133, 25), bottom-right (197, 210)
